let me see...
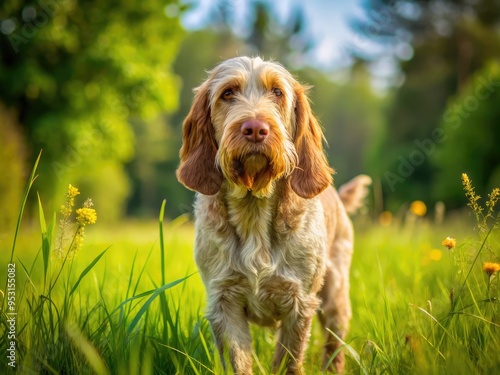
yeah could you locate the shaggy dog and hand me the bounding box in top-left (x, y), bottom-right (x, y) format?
top-left (177, 56), bottom-right (371, 374)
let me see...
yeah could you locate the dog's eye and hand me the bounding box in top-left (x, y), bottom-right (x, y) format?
top-left (222, 89), bottom-right (234, 101)
top-left (272, 87), bottom-right (282, 97)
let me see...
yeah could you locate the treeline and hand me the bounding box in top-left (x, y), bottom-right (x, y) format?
top-left (356, 0), bottom-right (500, 212)
top-left (0, 0), bottom-right (498, 227)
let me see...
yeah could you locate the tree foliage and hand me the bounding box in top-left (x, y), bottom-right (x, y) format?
top-left (354, 0), bottom-right (500, 209)
top-left (301, 64), bottom-right (385, 185)
top-left (433, 62), bottom-right (500, 206)
top-left (0, 0), bottom-right (184, 221)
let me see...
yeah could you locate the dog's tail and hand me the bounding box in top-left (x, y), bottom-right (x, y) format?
top-left (338, 174), bottom-right (372, 215)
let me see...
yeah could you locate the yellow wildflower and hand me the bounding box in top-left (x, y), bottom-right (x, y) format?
top-left (483, 262), bottom-right (500, 277)
top-left (67, 184), bottom-right (79, 198)
top-left (485, 188), bottom-right (500, 220)
top-left (60, 184), bottom-right (80, 217)
top-left (410, 200), bottom-right (427, 216)
top-left (76, 199), bottom-right (97, 226)
top-left (442, 237), bottom-right (456, 250)
top-left (56, 189), bottom-right (97, 260)
top-left (76, 208), bottom-right (97, 226)
top-left (461, 173), bottom-right (469, 185)
top-left (461, 173), bottom-right (482, 224)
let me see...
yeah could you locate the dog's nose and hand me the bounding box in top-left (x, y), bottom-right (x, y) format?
top-left (241, 120), bottom-right (269, 143)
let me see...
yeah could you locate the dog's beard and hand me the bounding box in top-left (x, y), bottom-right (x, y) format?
top-left (232, 153), bottom-right (273, 191)
top-left (218, 143), bottom-right (297, 199)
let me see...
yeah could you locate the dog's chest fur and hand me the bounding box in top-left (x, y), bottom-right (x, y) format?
top-left (194, 182), bottom-right (327, 325)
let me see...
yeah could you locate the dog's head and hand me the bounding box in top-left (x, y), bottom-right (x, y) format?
top-left (176, 56), bottom-right (333, 199)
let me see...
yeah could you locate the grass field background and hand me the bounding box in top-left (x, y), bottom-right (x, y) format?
top-left (1, 172), bottom-right (499, 374)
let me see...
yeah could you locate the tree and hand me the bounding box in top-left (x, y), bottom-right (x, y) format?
top-left (351, 0), bottom-right (500, 208)
top-left (0, 0), bottom-right (185, 221)
top-left (187, 0), bottom-right (313, 67)
top-left (300, 63), bottom-right (385, 186)
top-left (432, 62), bottom-right (500, 207)
top-left (242, 1), bottom-right (313, 67)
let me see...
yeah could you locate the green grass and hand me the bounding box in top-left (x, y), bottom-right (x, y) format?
top-left (1, 166), bottom-right (500, 374)
top-left (348, 220), bottom-right (500, 374)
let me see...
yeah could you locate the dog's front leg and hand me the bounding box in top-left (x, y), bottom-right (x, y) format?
top-left (206, 278), bottom-right (252, 375)
top-left (272, 296), bottom-right (319, 375)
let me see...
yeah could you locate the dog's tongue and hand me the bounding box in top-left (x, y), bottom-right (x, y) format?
top-left (233, 154), bottom-right (270, 190)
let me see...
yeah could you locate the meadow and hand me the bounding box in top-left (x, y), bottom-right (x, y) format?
top-left (1, 161), bottom-right (499, 374)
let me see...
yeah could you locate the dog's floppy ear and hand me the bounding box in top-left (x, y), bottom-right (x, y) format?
top-left (176, 83), bottom-right (222, 195)
top-left (290, 84), bottom-right (333, 199)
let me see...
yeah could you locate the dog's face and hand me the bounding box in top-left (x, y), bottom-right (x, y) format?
top-left (177, 56), bottom-right (333, 199)
top-left (211, 57), bottom-right (299, 198)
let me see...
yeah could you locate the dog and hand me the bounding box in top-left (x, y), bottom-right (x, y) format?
top-left (176, 56), bottom-right (371, 374)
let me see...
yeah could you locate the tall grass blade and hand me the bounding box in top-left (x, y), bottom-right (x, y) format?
top-left (112, 289), bottom-right (156, 314)
top-left (251, 351), bottom-right (267, 374)
top-left (158, 199), bottom-right (169, 340)
top-left (197, 324), bottom-right (213, 363)
top-left (130, 246), bottom-right (154, 304)
top-left (125, 250), bottom-right (139, 300)
top-left (159, 199), bottom-right (167, 286)
top-left (37, 359), bottom-right (59, 375)
top-left (69, 248), bottom-right (109, 296)
top-left (414, 331), bottom-right (446, 360)
top-left (326, 328), bottom-right (368, 375)
top-left (37, 192), bottom-right (53, 286)
top-left (159, 343), bottom-right (214, 374)
top-left (127, 274), bottom-right (193, 334)
top-left (452, 312), bottom-right (500, 328)
top-left (410, 304), bottom-right (458, 345)
top-left (457, 214), bottom-right (499, 303)
top-left (2, 151), bottom-right (42, 309)
top-left (17, 257), bottom-right (38, 293)
top-left (9, 150), bottom-right (41, 263)
top-left (65, 323), bottom-right (110, 375)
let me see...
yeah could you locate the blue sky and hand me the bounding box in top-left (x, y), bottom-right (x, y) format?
top-left (181, 0), bottom-right (367, 69)
top-left (179, 0), bottom-right (406, 89)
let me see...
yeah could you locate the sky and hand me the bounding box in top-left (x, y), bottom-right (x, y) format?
top-left (179, 0), bottom-right (404, 89)
top-left (181, 0), bottom-right (367, 69)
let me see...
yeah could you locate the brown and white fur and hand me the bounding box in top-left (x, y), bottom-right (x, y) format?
top-left (176, 56), bottom-right (371, 374)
